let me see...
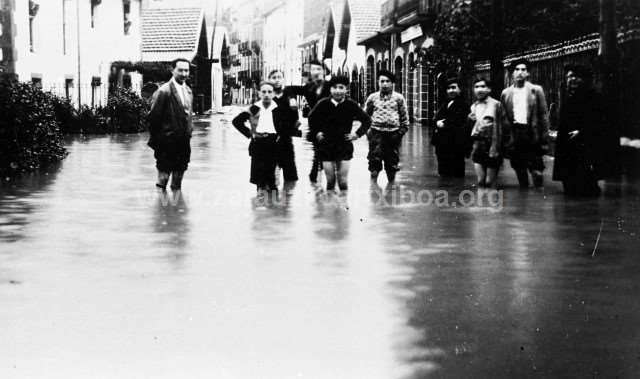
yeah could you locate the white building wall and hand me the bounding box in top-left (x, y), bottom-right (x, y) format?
top-left (12, 0), bottom-right (142, 108)
top-left (262, 0), bottom-right (302, 85)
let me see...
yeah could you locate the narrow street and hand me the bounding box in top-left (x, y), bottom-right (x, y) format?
top-left (1, 113), bottom-right (640, 378)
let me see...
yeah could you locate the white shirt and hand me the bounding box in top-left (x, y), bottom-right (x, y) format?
top-left (331, 98), bottom-right (345, 107)
top-left (255, 101), bottom-right (278, 134)
top-left (171, 77), bottom-right (187, 107)
top-left (513, 86), bottom-right (528, 124)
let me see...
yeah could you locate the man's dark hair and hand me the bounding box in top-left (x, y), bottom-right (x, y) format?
top-left (508, 58), bottom-right (531, 73)
top-left (564, 64), bottom-right (593, 82)
top-left (171, 58), bottom-right (191, 68)
top-left (258, 80), bottom-right (275, 90)
top-left (473, 77), bottom-right (491, 87)
top-left (268, 69), bottom-right (284, 79)
top-left (446, 77), bottom-right (462, 87)
top-left (377, 69), bottom-right (396, 83)
top-left (329, 75), bottom-right (350, 87)
top-left (308, 59), bottom-right (323, 67)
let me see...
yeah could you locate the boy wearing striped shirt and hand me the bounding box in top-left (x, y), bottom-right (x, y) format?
top-left (364, 70), bottom-right (410, 185)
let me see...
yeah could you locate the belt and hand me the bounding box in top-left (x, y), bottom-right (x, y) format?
top-left (253, 132), bottom-right (277, 139)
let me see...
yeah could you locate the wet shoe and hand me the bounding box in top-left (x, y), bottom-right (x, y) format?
top-left (386, 171), bottom-right (396, 184)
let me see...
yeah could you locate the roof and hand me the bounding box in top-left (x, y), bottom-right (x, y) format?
top-left (346, 0), bottom-right (381, 42)
top-left (141, 8), bottom-right (206, 62)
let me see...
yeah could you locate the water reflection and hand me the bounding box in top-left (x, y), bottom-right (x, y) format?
top-left (151, 191), bottom-right (191, 267)
top-left (1, 115), bottom-right (639, 378)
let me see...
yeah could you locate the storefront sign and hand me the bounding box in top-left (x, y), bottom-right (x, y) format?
top-left (401, 25), bottom-right (423, 44)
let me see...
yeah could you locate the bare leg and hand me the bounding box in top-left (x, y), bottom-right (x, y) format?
top-left (323, 161), bottom-right (337, 191)
top-left (157, 171), bottom-right (170, 190)
top-left (337, 160), bottom-right (351, 191)
top-left (486, 168), bottom-right (498, 188)
top-left (474, 163), bottom-right (486, 188)
top-left (170, 171), bottom-right (184, 190)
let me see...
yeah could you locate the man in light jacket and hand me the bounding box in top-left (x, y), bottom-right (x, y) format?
top-left (500, 58), bottom-right (550, 188)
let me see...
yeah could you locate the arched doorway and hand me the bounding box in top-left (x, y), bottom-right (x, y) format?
top-left (407, 53), bottom-right (415, 122)
top-left (366, 56), bottom-right (375, 95)
top-left (394, 56), bottom-right (403, 94)
top-left (351, 65), bottom-right (360, 103)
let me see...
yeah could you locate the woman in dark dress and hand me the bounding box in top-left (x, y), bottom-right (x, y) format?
top-left (552, 64), bottom-right (606, 196)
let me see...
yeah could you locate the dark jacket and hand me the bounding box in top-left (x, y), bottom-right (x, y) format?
top-left (147, 80), bottom-right (193, 149)
top-left (552, 88), bottom-right (607, 181)
top-left (433, 98), bottom-right (471, 155)
top-left (308, 98), bottom-right (371, 142)
top-left (273, 92), bottom-right (301, 139)
top-left (232, 102), bottom-right (298, 140)
top-left (288, 81), bottom-right (331, 110)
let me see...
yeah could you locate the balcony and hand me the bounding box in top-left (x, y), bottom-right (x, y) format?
top-left (380, 0), bottom-right (445, 30)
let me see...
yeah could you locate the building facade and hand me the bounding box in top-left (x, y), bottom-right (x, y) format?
top-left (359, 0), bottom-right (448, 125)
top-left (262, 0), bottom-right (303, 86)
top-left (1, 0), bottom-right (143, 108)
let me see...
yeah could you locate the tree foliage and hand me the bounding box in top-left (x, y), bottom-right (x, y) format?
top-left (434, 0), bottom-right (640, 74)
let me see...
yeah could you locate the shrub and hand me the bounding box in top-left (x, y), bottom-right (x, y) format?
top-left (0, 77), bottom-right (68, 176)
top-left (104, 87), bottom-right (149, 133)
top-left (50, 95), bottom-right (79, 133)
top-left (76, 105), bottom-right (110, 134)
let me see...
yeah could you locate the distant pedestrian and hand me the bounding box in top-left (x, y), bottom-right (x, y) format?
top-left (147, 58), bottom-right (193, 192)
top-left (288, 60), bottom-right (331, 183)
top-left (433, 77), bottom-right (471, 178)
top-left (469, 78), bottom-right (503, 188)
top-left (364, 69), bottom-right (410, 185)
top-left (232, 81), bottom-right (299, 193)
top-left (500, 58), bottom-right (551, 188)
top-left (552, 64), bottom-right (606, 196)
top-left (308, 75), bottom-right (371, 192)
top-left (268, 69), bottom-right (302, 182)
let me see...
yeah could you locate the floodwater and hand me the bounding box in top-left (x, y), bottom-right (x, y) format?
top-left (1, 113), bottom-right (640, 378)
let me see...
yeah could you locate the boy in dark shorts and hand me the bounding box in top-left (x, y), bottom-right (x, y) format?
top-left (469, 78), bottom-right (503, 188)
top-left (308, 75), bottom-right (371, 192)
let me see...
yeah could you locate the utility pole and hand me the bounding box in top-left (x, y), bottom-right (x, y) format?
top-left (599, 0), bottom-right (621, 176)
top-left (76, 0), bottom-right (82, 108)
top-left (490, 0), bottom-right (504, 96)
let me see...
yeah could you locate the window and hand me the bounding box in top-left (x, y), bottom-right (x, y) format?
top-left (31, 76), bottom-right (42, 88)
top-left (123, 0), bottom-right (131, 35)
top-left (29, 1), bottom-right (39, 52)
top-left (65, 78), bottom-right (74, 99)
top-left (91, 0), bottom-right (101, 28)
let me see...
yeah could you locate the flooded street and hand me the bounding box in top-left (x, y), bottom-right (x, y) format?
top-left (1, 114), bottom-right (640, 378)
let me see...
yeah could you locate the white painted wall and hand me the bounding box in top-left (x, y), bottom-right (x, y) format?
top-left (12, 0), bottom-right (142, 107)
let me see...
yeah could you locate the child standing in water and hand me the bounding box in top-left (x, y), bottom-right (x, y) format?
top-left (469, 78), bottom-right (503, 188)
top-left (308, 75), bottom-right (371, 192)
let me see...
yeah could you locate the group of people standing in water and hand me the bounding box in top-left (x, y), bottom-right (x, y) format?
top-left (147, 57), bottom-right (614, 199)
